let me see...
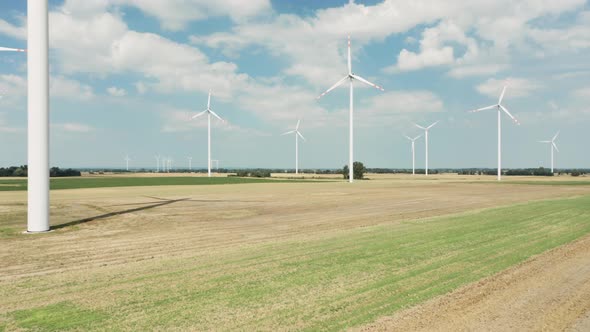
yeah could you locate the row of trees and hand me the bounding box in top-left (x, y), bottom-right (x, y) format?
top-left (458, 168), bottom-right (588, 177)
top-left (0, 166), bottom-right (81, 177)
top-left (233, 170), bottom-right (272, 178)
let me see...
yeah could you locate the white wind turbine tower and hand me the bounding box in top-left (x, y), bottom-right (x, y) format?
top-left (155, 155), bottom-right (161, 173)
top-left (187, 156), bottom-right (193, 171)
top-left (469, 83), bottom-right (520, 181)
top-left (281, 119), bottom-right (306, 174)
top-left (125, 155), bottom-right (130, 171)
top-left (21, 0), bottom-right (50, 232)
top-left (192, 90), bottom-right (224, 177)
top-left (539, 131), bottom-right (559, 173)
top-left (317, 36), bottom-right (385, 183)
top-left (404, 134), bottom-right (422, 175)
top-left (414, 121), bottom-right (438, 176)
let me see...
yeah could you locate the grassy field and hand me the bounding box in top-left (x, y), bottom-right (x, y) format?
top-left (1, 188), bottom-right (590, 330)
top-left (0, 176), bottom-right (317, 192)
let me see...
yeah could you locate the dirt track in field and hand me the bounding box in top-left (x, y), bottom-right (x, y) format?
top-left (357, 233), bottom-right (590, 332)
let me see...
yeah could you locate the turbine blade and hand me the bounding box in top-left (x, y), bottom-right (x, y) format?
top-left (538, 140), bottom-right (551, 143)
top-left (499, 105), bottom-right (520, 125)
top-left (498, 85), bottom-right (507, 104)
top-left (297, 131), bottom-right (305, 141)
top-left (296, 119), bottom-right (300, 130)
top-left (403, 135), bottom-right (412, 141)
top-left (281, 130), bottom-right (295, 136)
top-left (191, 110), bottom-right (207, 119)
top-left (427, 121), bottom-right (439, 130)
top-left (207, 90), bottom-right (211, 109)
top-left (413, 134), bottom-right (423, 141)
top-left (552, 131), bottom-right (560, 141)
top-left (553, 142), bottom-right (559, 152)
top-left (414, 123), bottom-right (426, 130)
top-left (350, 74), bottom-right (385, 91)
top-left (209, 109), bottom-right (224, 122)
top-left (347, 35), bottom-right (352, 74)
top-left (317, 76), bottom-right (349, 99)
top-left (0, 47), bottom-right (26, 52)
top-left (470, 104), bottom-right (497, 113)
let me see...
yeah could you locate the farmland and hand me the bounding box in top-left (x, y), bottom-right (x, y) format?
top-left (1, 174), bottom-right (590, 330)
top-left (0, 175), bottom-right (313, 192)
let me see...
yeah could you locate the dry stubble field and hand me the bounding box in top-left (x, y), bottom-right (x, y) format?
top-left (1, 174), bottom-right (590, 331)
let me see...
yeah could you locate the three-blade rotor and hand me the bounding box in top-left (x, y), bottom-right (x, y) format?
top-left (469, 85), bottom-right (520, 125)
top-left (191, 90), bottom-right (224, 122)
top-left (282, 119), bottom-right (305, 141)
top-left (415, 121), bottom-right (438, 131)
top-left (404, 134), bottom-right (423, 142)
top-left (317, 36), bottom-right (384, 100)
top-left (539, 131), bottom-right (560, 152)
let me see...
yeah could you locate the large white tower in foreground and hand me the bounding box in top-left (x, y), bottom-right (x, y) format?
top-left (27, 0), bottom-right (50, 232)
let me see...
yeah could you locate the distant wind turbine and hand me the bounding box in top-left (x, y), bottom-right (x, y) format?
top-left (187, 156), bottom-right (193, 171)
top-left (404, 134), bottom-right (422, 175)
top-left (192, 90), bottom-right (224, 177)
top-left (469, 83), bottom-right (520, 181)
top-left (281, 119), bottom-right (306, 174)
top-left (414, 122), bottom-right (438, 176)
top-left (125, 155), bottom-right (130, 171)
top-left (155, 155), bottom-right (161, 173)
top-left (317, 36), bottom-right (384, 183)
top-left (539, 131), bottom-right (559, 173)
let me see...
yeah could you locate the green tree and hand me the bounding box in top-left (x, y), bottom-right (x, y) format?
top-left (343, 161), bottom-right (366, 180)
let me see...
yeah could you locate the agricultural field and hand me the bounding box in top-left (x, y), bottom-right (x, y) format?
top-left (1, 174), bottom-right (590, 331)
top-left (0, 175), bottom-right (312, 192)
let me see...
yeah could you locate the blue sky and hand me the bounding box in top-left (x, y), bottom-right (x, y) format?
top-left (1, 0), bottom-right (589, 169)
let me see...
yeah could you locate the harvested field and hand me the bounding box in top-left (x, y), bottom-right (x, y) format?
top-left (1, 176), bottom-right (590, 330)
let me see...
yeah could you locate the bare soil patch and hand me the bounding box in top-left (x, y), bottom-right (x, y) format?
top-left (357, 233), bottom-right (590, 332)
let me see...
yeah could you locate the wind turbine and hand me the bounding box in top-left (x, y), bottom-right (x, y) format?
top-left (404, 134), bottom-right (422, 175)
top-left (187, 156), bottom-right (193, 171)
top-left (155, 155), bottom-right (160, 173)
top-left (192, 90), bottom-right (224, 177)
top-left (539, 131), bottom-right (559, 173)
top-left (125, 155), bottom-right (130, 171)
top-left (469, 83), bottom-right (520, 181)
top-left (281, 119), bottom-right (306, 174)
top-left (165, 158), bottom-right (172, 172)
top-left (414, 122), bottom-right (438, 176)
top-left (317, 36), bottom-right (384, 183)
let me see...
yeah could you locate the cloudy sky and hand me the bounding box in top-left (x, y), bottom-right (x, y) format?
top-left (1, 0), bottom-right (589, 169)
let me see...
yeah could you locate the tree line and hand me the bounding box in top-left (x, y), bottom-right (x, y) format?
top-left (0, 165), bottom-right (81, 177)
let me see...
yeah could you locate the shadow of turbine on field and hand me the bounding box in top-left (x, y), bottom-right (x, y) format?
top-left (51, 197), bottom-right (190, 230)
top-left (102, 196), bottom-right (262, 208)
